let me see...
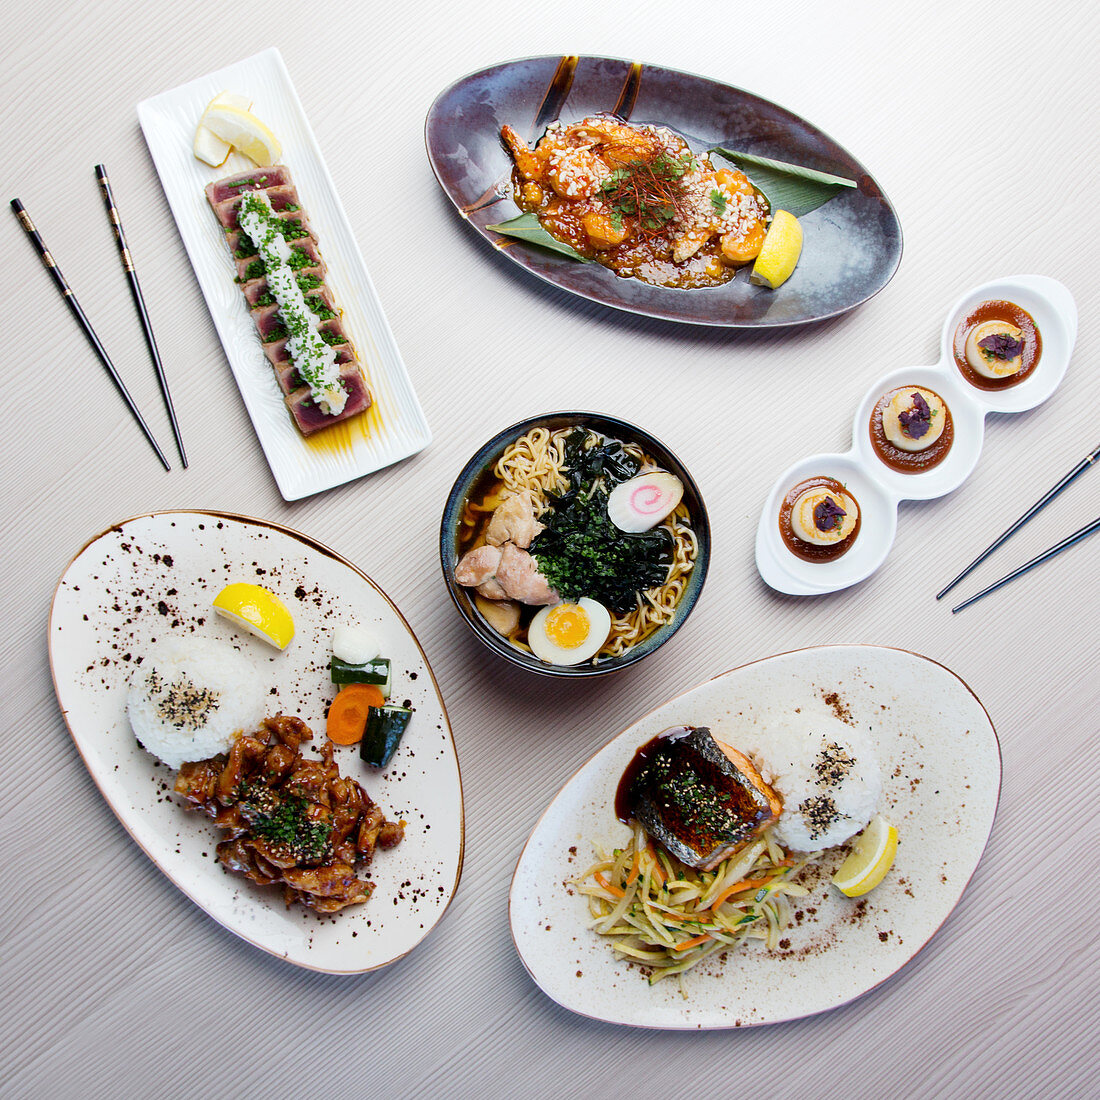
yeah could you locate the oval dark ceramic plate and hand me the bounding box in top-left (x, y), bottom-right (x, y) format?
top-left (440, 412), bottom-right (710, 678)
top-left (425, 55), bottom-right (903, 328)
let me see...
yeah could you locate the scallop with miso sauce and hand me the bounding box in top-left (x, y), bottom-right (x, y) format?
top-left (869, 386), bottom-right (954, 473)
top-left (953, 299), bottom-right (1042, 390)
top-left (779, 477), bottom-right (860, 562)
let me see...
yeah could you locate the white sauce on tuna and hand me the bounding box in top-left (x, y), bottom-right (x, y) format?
top-left (237, 191), bottom-right (346, 414)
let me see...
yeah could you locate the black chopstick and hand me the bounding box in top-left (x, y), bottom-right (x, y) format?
top-left (936, 441), bottom-right (1100, 600)
top-left (95, 165), bottom-right (187, 467)
top-left (951, 516), bottom-right (1100, 612)
top-left (10, 198), bottom-right (170, 471)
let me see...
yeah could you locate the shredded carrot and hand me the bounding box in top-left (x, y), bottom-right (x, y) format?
top-left (645, 842), bottom-right (667, 886)
top-left (594, 871), bottom-right (625, 898)
top-left (625, 849), bottom-right (641, 886)
top-left (709, 878), bottom-right (772, 912)
top-left (672, 933), bottom-right (712, 952)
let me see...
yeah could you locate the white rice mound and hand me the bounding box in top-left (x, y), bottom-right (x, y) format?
top-left (126, 639), bottom-right (267, 770)
top-left (741, 711), bottom-right (882, 852)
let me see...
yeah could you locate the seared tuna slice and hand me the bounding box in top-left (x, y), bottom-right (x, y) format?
top-left (212, 183), bottom-right (301, 229)
top-left (275, 346), bottom-right (357, 394)
top-left (285, 367), bottom-right (372, 434)
top-left (261, 316), bottom-right (350, 365)
top-left (242, 269), bottom-right (325, 308)
top-left (618, 726), bottom-right (782, 870)
top-left (205, 166), bottom-right (294, 206)
top-left (252, 287), bottom-right (338, 340)
top-left (234, 238), bottom-right (325, 284)
top-left (227, 211), bottom-right (315, 257)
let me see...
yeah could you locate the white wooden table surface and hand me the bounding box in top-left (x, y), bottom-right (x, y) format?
top-left (2, 2), bottom-right (1097, 1097)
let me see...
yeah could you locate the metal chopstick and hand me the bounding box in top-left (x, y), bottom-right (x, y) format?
top-left (951, 515), bottom-right (1100, 612)
top-left (95, 164), bottom-right (187, 467)
top-left (937, 442), bottom-right (1100, 599)
top-left (11, 198), bottom-right (171, 471)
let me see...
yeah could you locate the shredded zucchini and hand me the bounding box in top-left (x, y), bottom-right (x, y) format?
top-left (573, 824), bottom-right (812, 996)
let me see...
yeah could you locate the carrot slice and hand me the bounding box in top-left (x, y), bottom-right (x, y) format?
top-left (327, 683), bottom-right (386, 745)
top-left (709, 878), bottom-right (772, 912)
top-left (594, 871), bottom-right (625, 898)
top-left (625, 849), bottom-right (641, 886)
top-left (671, 933), bottom-right (712, 952)
top-left (644, 841), bottom-right (667, 886)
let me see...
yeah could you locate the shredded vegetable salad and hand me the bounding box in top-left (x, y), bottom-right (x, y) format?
top-left (573, 825), bottom-right (813, 994)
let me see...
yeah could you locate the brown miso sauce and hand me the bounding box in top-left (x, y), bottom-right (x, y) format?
top-left (953, 299), bottom-right (1042, 389)
top-left (869, 387), bottom-right (954, 473)
top-left (779, 476), bottom-right (861, 562)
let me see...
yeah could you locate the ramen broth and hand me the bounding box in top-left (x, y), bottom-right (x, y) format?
top-left (456, 425), bottom-right (696, 661)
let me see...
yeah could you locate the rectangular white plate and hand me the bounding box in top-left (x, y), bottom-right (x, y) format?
top-left (138, 48), bottom-right (431, 500)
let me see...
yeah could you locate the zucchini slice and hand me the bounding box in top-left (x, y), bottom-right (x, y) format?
top-left (330, 656), bottom-right (391, 694)
top-left (359, 705), bottom-right (412, 768)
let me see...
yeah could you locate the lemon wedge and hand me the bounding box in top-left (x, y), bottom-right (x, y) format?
top-left (832, 815), bottom-right (898, 898)
top-left (193, 92), bottom-right (253, 167)
top-left (749, 209), bottom-right (803, 289)
top-left (212, 583), bottom-right (295, 650)
top-left (200, 102), bottom-right (281, 166)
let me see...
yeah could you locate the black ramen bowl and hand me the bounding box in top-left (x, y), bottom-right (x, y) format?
top-left (440, 412), bottom-right (710, 678)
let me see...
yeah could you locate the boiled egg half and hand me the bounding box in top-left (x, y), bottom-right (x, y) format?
top-left (528, 598), bottom-right (612, 666)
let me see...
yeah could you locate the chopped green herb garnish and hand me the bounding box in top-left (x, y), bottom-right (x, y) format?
top-left (529, 430), bottom-right (669, 611)
top-left (597, 152), bottom-right (698, 236)
top-left (238, 781), bottom-right (331, 863)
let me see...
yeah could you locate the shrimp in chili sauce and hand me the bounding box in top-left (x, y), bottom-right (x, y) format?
top-left (500, 116), bottom-right (770, 289)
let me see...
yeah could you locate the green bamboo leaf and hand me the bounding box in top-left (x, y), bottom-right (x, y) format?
top-left (710, 147), bottom-right (857, 218)
top-left (484, 212), bottom-right (592, 262)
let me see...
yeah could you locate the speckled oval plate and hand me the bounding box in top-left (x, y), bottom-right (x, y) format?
top-left (49, 511), bottom-right (463, 974)
top-left (509, 645), bottom-right (999, 1028)
top-left (426, 55), bottom-right (902, 327)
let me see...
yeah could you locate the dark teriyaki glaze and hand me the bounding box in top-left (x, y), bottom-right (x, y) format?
top-left (953, 299), bottom-right (1041, 390)
top-left (615, 725), bottom-right (696, 825)
top-left (778, 476), bottom-right (861, 562)
top-left (869, 387), bottom-right (954, 473)
top-left (615, 726), bottom-right (774, 865)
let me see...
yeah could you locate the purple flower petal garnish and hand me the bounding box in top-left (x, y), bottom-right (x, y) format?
top-left (899, 390), bottom-right (932, 439)
top-left (978, 332), bottom-right (1023, 360)
top-left (814, 496), bottom-right (847, 532)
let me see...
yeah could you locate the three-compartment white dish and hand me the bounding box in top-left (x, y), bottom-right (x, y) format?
top-left (756, 275), bottom-right (1077, 595)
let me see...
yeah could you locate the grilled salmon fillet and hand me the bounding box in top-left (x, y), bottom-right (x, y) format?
top-left (617, 726), bottom-right (782, 870)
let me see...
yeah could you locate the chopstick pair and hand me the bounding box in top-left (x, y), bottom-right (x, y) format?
top-left (937, 442), bottom-right (1100, 612)
top-left (11, 166), bottom-right (186, 470)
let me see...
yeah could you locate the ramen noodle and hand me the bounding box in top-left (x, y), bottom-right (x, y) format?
top-left (457, 425), bottom-right (698, 661)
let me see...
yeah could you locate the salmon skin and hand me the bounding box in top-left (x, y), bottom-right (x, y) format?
top-left (616, 726), bottom-right (782, 870)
